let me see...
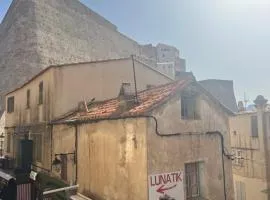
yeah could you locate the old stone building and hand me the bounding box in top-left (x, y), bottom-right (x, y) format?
top-left (199, 79), bottom-right (238, 113)
top-left (230, 95), bottom-right (270, 200)
top-left (4, 57), bottom-right (172, 170)
top-left (0, 0), bottom-right (185, 110)
top-left (50, 74), bottom-right (235, 200)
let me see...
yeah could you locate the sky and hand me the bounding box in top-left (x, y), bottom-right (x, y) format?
top-left (1, 0), bottom-right (270, 104)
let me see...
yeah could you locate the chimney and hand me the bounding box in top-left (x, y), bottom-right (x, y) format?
top-left (238, 101), bottom-right (245, 112)
top-left (119, 83), bottom-right (133, 99)
top-left (78, 101), bottom-right (86, 112)
top-left (118, 83), bottom-right (136, 112)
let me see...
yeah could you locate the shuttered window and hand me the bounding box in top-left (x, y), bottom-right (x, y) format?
top-left (181, 95), bottom-right (199, 120)
top-left (7, 96), bottom-right (14, 113)
top-left (26, 89), bottom-right (30, 109)
top-left (185, 162), bottom-right (200, 199)
top-left (38, 81), bottom-right (43, 105)
top-left (251, 116), bottom-right (258, 137)
top-left (235, 181), bottom-right (246, 200)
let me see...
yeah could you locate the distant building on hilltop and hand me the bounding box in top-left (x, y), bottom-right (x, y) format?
top-left (199, 79), bottom-right (238, 113)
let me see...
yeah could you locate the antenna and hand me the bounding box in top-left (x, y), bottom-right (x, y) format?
top-left (244, 92), bottom-right (249, 110)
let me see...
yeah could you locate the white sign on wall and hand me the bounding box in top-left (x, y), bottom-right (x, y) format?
top-left (148, 171), bottom-right (184, 200)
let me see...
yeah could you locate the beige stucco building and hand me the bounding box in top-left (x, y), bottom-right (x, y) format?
top-left (230, 96), bottom-right (270, 200)
top-left (50, 75), bottom-right (235, 200)
top-left (4, 57), bottom-right (172, 170)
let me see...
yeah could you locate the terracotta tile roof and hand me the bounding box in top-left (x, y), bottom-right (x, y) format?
top-left (56, 76), bottom-right (193, 122)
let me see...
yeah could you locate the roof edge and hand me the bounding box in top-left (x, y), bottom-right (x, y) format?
top-left (5, 57), bottom-right (132, 96)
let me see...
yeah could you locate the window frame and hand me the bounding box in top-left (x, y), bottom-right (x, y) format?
top-left (235, 181), bottom-right (246, 200)
top-left (185, 162), bottom-right (201, 199)
top-left (251, 115), bottom-right (258, 137)
top-left (38, 81), bottom-right (43, 105)
top-left (7, 96), bottom-right (15, 113)
top-left (26, 89), bottom-right (30, 109)
top-left (181, 94), bottom-right (200, 120)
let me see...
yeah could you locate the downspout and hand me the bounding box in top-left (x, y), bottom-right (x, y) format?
top-left (74, 124), bottom-right (78, 184)
top-left (206, 131), bottom-right (228, 200)
top-left (50, 124), bottom-right (53, 172)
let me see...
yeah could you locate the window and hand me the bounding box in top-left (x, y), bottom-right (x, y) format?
top-left (181, 95), bottom-right (199, 120)
top-left (6, 134), bottom-right (11, 153)
top-left (38, 81), bottom-right (43, 105)
top-left (251, 116), bottom-right (258, 137)
top-left (32, 134), bottom-right (42, 162)
top-left (7, 96), bottom-right (14, 113)
top-left (26, 89), bottom-right (30, 109)
top-left (235, 181), bottom-right (246, 200)
top-left (185, 162), bottom-right (200, 199)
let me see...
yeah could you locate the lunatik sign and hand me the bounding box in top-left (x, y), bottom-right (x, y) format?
top-left (148, 171), bottom-right (184, 200)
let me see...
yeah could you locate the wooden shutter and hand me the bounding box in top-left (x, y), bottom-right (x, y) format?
top-left (251, 116), bottom-right (258, 137)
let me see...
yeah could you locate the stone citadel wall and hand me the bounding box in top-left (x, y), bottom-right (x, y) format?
top-left (0, 0), bottom-right (180, 110)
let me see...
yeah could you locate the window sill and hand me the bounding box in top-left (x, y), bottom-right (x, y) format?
top-left (181, 118), bottom-right (201, 121)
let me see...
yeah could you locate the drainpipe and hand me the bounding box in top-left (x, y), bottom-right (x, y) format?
top-left (50, 124), bottom-right (53, 172)
top-left (74, 124), bottom-right (78, 184)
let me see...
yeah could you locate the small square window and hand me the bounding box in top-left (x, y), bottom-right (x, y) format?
top-left (181, 95), bottom-right (199, 120)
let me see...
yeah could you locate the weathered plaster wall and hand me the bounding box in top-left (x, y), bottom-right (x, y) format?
top-left (54, 58), bottom-right (172, 117)
top-left (5, 68), bottom-right (55, 127)
top-left (76, 119), bottom-right (148, 200)
top-left (233, 174), bottom-right (267, 200)
top-left (52, 124), bottom-right (76, 184)
top-left (230, 113), bottom-right (266, 179)
top-left (229, 111), bottom-right (270, 200)
top-left (147, 92), bottom-right (234, 199)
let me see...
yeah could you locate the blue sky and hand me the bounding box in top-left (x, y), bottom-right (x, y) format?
top-left (1, 0), bottom-right (270, 103)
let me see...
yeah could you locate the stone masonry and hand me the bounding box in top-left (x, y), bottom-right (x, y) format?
top-left (0, 0), bottom-right (183, 110)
